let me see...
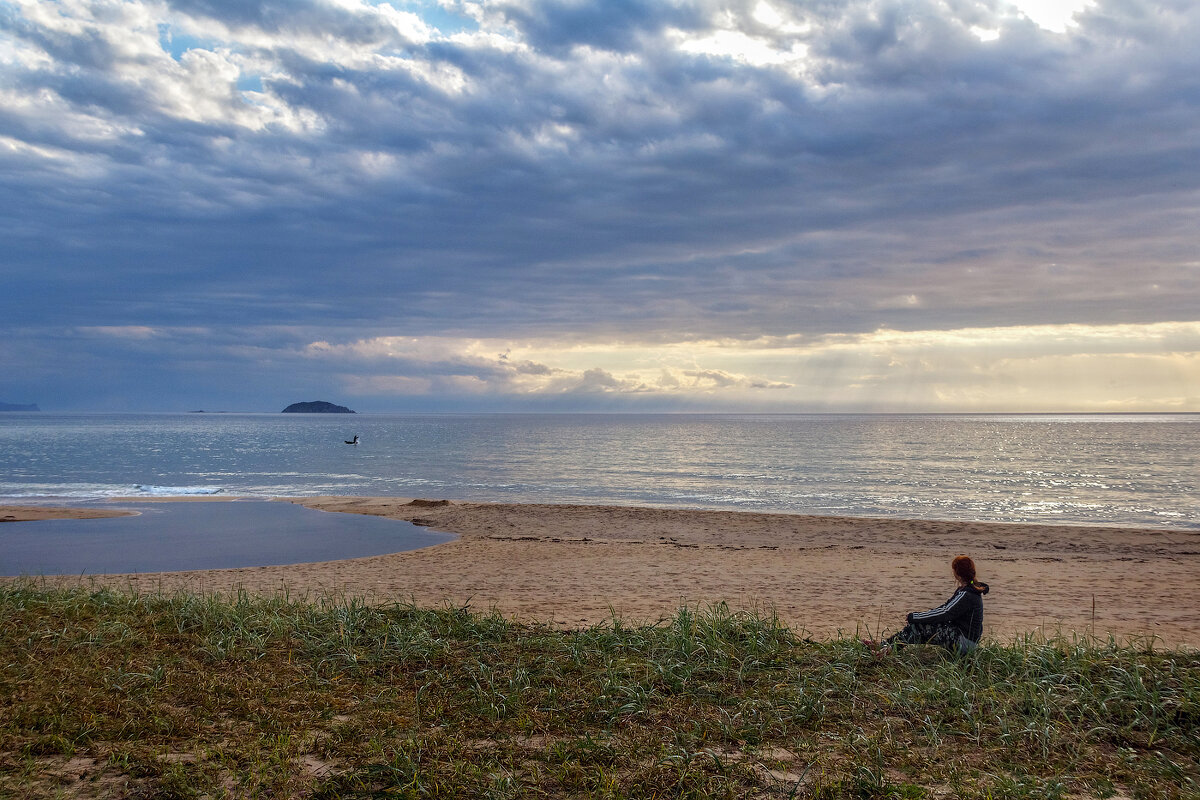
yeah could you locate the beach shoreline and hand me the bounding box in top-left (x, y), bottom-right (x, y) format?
top-left (3, 497), bottom-right (1197, 647)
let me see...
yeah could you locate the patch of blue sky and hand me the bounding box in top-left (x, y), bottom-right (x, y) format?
top-left (367, 0), bottom-right (479, 35)
top-left (237, 74), bottom-right (264, 93)
top-left (157, 23), bottom-right (225, 61)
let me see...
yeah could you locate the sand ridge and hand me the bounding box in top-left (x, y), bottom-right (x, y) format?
top-left (3, 497), bottom-right (1197, 647)
top-left (1, 506), bottom-right (136, 522)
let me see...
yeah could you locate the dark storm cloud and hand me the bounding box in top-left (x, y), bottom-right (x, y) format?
top-left (165, 0), bottom-right (408, 43)
top-left (1, 0), bottom-right (1198, 409)
top-left (486, 0), bottom-right (707, 53)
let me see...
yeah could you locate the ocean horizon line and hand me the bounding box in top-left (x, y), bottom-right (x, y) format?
top-left (6, 409), bottom-right (1199, 417)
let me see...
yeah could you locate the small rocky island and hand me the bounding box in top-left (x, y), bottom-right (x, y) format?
top-left (281, 401), bottom-right (356, 414)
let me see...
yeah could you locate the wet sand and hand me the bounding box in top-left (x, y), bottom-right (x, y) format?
top-left (1, 506), bottom-right (136, 522)
top-left (3, 498), bottom-right (1197, 647)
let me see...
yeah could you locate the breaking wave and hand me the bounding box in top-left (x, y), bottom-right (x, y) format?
top-left (0, 483), bottom-right (226, 500)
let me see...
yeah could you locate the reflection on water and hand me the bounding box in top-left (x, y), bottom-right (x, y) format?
top-left (0, 413), bottom-right (1196, 529)
top-left (0, 501), bottom-right (454, 575)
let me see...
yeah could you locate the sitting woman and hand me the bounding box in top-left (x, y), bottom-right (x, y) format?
top-left (871, 555), bottom-right (990, 655)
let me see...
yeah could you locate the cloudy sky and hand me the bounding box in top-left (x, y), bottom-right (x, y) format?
top-left (1, 0), bottom-right (1197, 412)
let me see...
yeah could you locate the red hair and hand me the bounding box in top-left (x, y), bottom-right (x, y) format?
top-left (952, 555), bottom-right (976, 584)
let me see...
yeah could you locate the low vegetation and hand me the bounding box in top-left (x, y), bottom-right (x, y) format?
top-left (1, 583), bottom-right (1197, 799)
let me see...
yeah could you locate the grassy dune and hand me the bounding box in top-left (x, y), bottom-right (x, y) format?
top-left (1, 584), bottom-right (1197, 799)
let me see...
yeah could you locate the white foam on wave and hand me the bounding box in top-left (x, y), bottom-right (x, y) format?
top-left (0, 483), bottom-right (226, 500)
top-left (132, 485), bottom-right (226, 497)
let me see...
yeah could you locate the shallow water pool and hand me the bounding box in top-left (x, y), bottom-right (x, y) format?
top-left (0, 501), bottom-right (454, 575)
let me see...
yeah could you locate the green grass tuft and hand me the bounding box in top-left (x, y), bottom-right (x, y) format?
top-left (1, 583), bottom-right (1197, 798)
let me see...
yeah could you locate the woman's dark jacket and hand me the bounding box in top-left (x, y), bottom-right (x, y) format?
top-left (908, 581), bottom-right (990, 642)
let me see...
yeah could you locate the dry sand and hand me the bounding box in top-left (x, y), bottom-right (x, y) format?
top-left (3, 497), bottom-right (1198, 647)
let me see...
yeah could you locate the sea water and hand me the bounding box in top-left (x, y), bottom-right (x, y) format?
top-left (0, 412), bottom-right (1195, 529)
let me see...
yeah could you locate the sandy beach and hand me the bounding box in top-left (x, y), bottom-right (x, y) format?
top-left (4, 497), bottom-right (1198, 647)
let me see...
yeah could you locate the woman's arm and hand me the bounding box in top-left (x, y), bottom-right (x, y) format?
top-left (908, 590), bottom-right (967, 627)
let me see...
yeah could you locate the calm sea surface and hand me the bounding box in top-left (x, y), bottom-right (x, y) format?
top-left (0, 413), bottom-right (1195, 529)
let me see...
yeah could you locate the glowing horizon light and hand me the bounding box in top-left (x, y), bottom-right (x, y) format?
top-left (299, 321), bottom-right (1200, 412)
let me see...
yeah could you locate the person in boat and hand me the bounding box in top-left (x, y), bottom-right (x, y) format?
top-left (345, 435), bottom-right (358, 445)
top-left (869, 555), bottom-right (990, 655)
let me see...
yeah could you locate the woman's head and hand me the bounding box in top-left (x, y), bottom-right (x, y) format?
top-left (951, 555), bottom-right (976, 584)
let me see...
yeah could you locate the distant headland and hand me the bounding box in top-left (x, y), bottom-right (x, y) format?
top-left (0, 401), bottom-right (39, 412)
top-left (281, 401), bottom-right (355, 414)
